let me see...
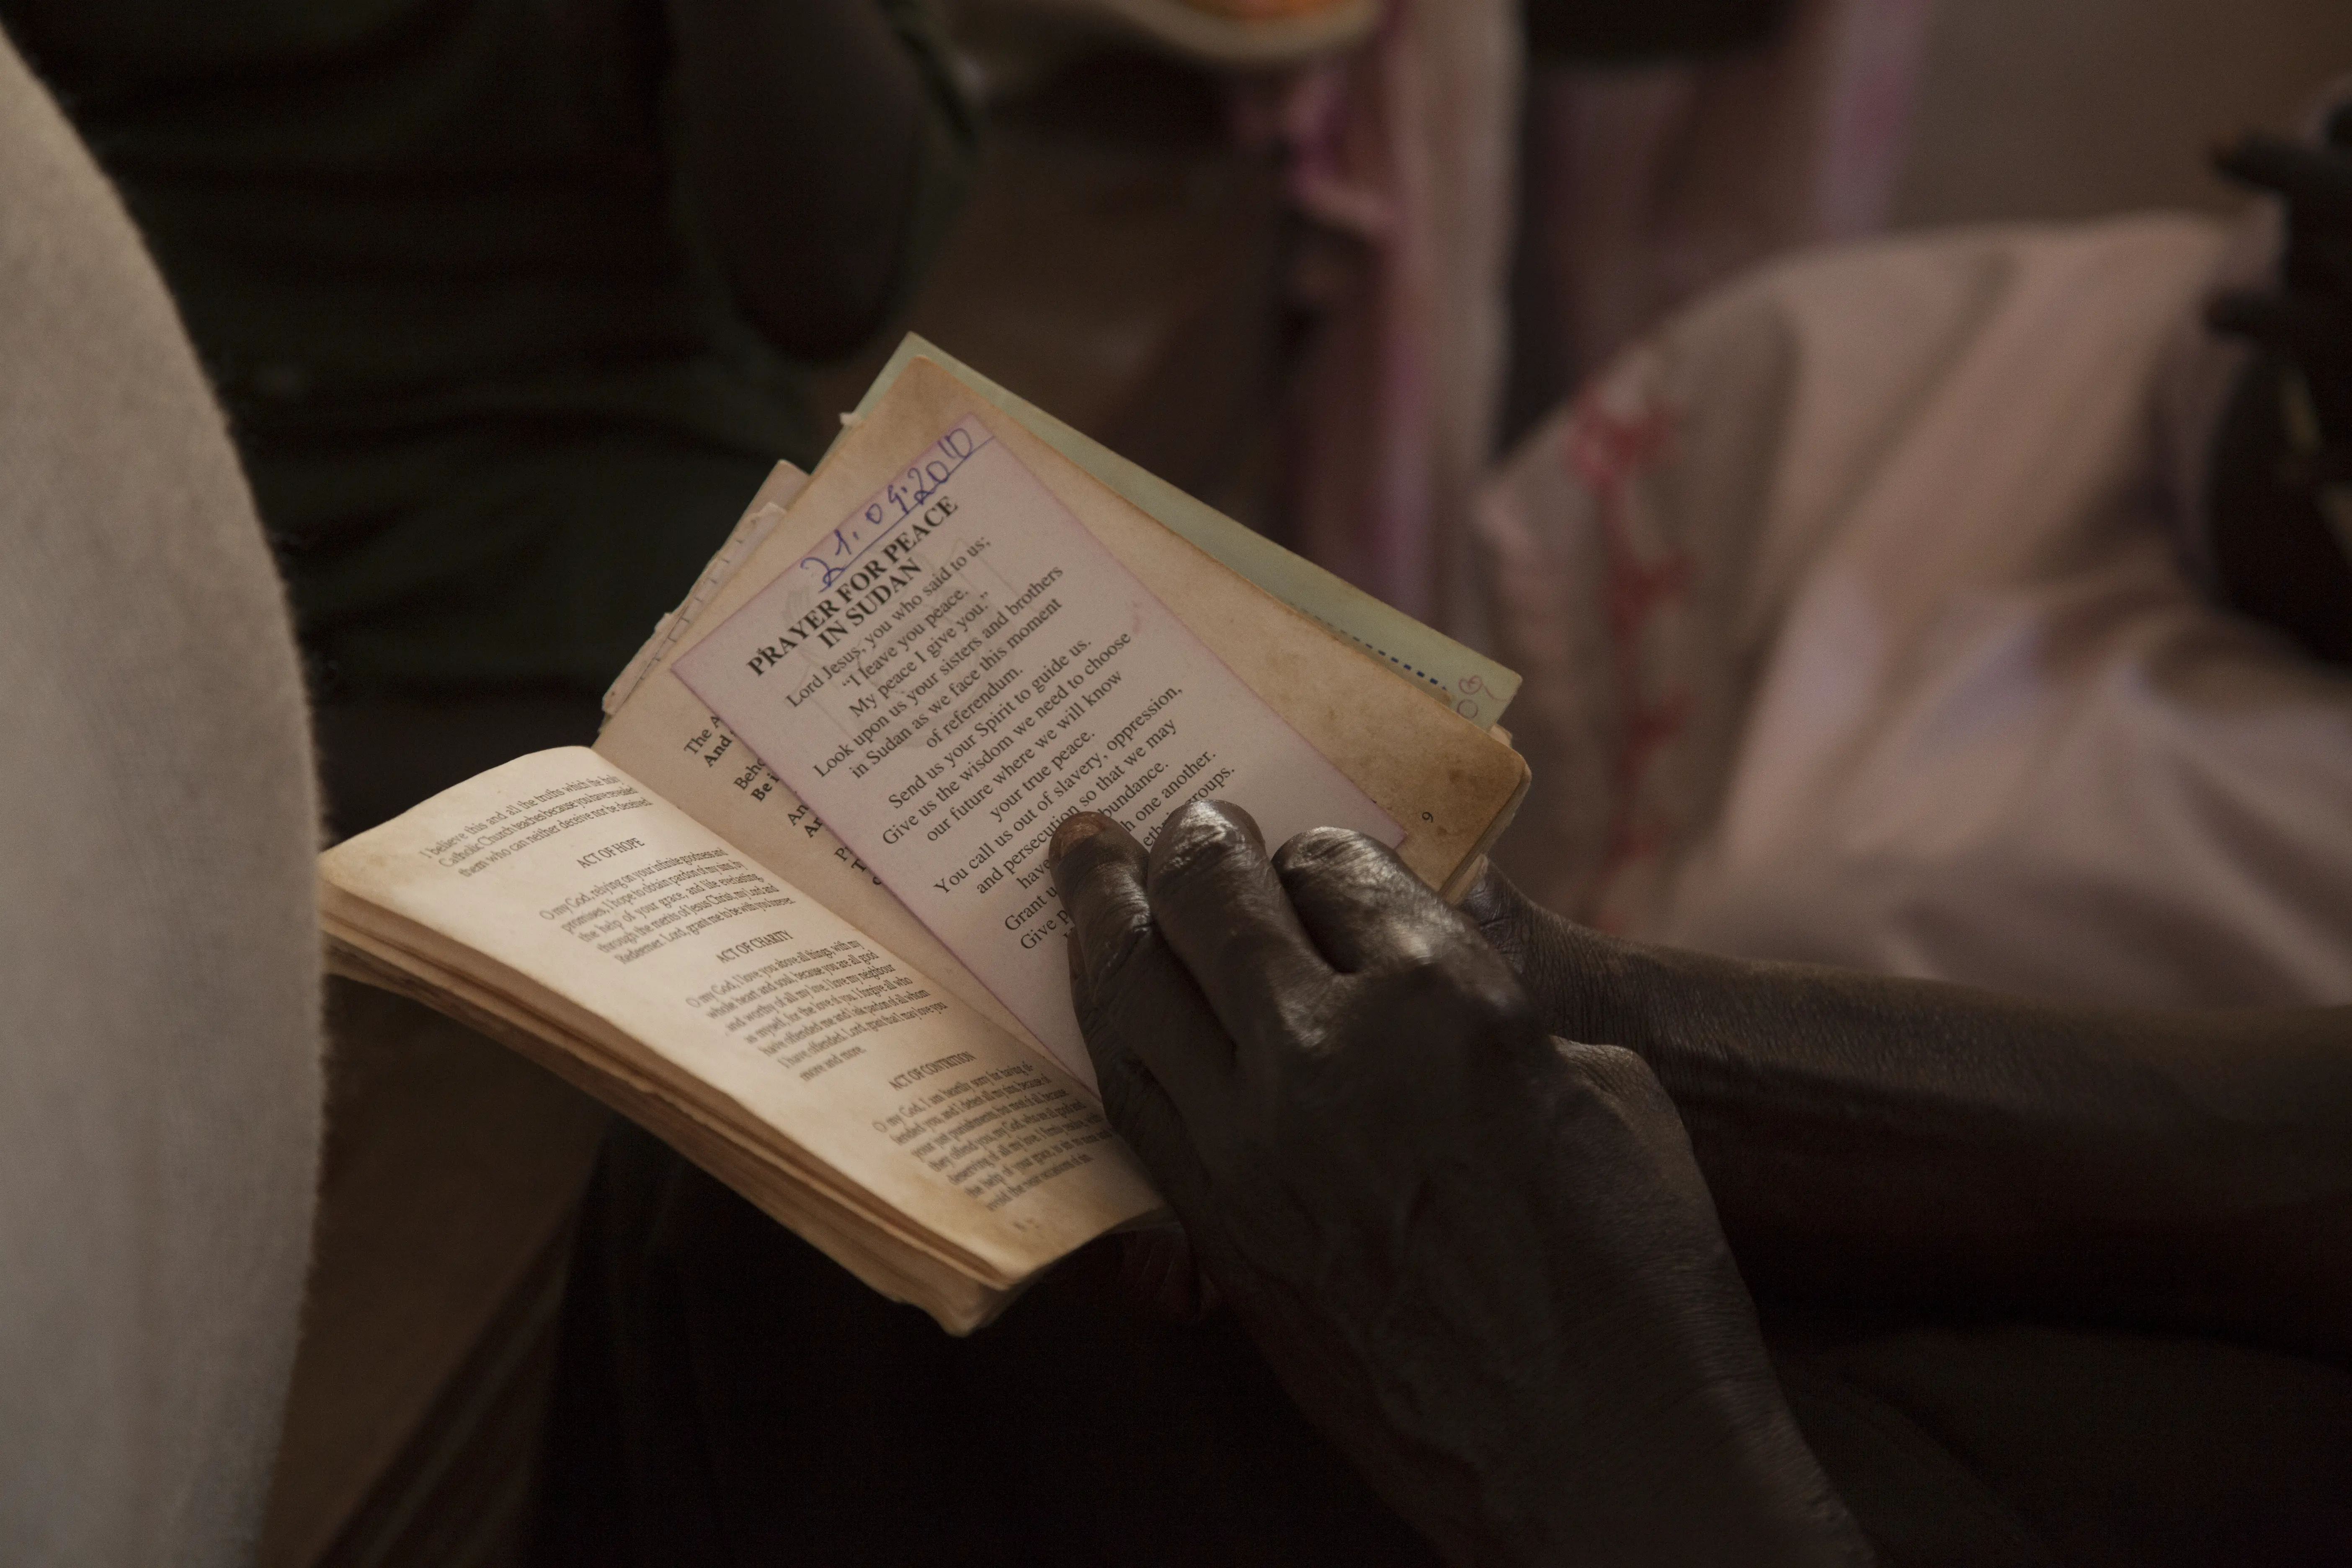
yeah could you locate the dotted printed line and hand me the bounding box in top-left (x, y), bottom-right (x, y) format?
top-left (1306, 611), bottom-right (1450, 694)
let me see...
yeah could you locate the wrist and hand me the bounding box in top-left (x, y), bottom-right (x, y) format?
top-left (1460, 872), bottom-right (1674, 1054)
top-left (1548, 926), bottom-right (1747, 1084)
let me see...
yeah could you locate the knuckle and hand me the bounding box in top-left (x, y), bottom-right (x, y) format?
top-left (1274, 825), bottom-right (1409, 897)
top-left (1272, 824), bottom-right (1372, 872)
top-left (1072, 853), bottom-right (1142, 921)
top-left (1357, 946), bottom-right (1538, 1043)
top-left (1455, 971), bottom-right (1541, 1045)
top-left (1148, 808), bottom-right (1259, 896)
top-left (1461, 876), bottom-right (1530, 948)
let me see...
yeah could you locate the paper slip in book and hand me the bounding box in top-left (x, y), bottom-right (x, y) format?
top-left (321, 341), bottom-right (1531, 1332)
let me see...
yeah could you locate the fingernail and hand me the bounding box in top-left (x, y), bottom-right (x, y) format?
top-left (1050, 811), bottom-right (1115, 866)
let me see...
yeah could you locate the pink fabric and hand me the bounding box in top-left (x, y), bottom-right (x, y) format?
top-left (1522, 0), bottom-right (1936, 389)
top-left (1478, 216), bottom-right (2352, 1008)
top-left (1262, 0), bottom-right (1932, 637)
top-left (1252, 0), bottom-right (1519, 632)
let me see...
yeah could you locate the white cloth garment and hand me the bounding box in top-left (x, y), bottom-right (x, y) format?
top-left (0, 27), bottom-right (322, 1565)
top-left (1479, 213), bottom-right (2352, 1006)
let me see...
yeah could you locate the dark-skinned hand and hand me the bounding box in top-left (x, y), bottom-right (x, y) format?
top-left (1461, 867), bottom-right (2352, 1367)
top-left (1050, 802), bottom-right (1869, 1568)
top-left (2200, 111), bottom-right (2352, 663)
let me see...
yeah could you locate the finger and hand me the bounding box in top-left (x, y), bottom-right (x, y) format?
top-left (1457, 860), bottom-right (1550, 972)
top-left (1072, 926), bottom-right (1222, 1226)
top-left (1268, 826), bottom-right (1480, 974)
top-left (1457, 862), bottom-right (1627, 1046)
top-left (1051, 812), bottom-right (1156, 1011)
top-left (2214, 134), bottom-right (2352, 213)
top-left (1142, 800), bottom-right (1333, 1058)
top-left (1050, 812), bottom-right (1234, 1129)
top-left (1115, 1221), bottom-right (1223, 1323)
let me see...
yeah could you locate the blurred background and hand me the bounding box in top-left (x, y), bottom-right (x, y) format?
top-left (61, 0), bottom-right (2326, 1561)
top-left (1895, 0), bottom-right (2352, 224)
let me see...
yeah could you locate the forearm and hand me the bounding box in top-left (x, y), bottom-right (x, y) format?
top-left (1470, 882), bottom-right (2352, 1359)
top-left (666, 0), bottom-right (936, 356)
top-left (1633, 946), bottom-right (2352, 1359)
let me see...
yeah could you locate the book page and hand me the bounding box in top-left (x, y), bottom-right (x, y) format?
top-left (848, 334), bottom-right (1521, 728)
top-left (320, 933), bottom-right (1018, 1330)
top-left (676, 413), bottom-right (1400, 1083)
top-left (320, 748), bottom-right (1159, 1284)
top-left (597, 359), bottom-right (1531, 1089)
top-left (598, 611), bottom-right (1052, 1066)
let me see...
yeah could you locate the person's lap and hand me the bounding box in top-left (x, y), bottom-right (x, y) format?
top-left (529, 1126), bottom-right (2352, 1567)
top-left (528, 1122), bottom-right (1436, 1568)
top-left (1768, 1306), bottom-right (2352, 1567)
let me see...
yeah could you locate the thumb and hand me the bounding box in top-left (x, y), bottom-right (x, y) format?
top-left (1457, 864), bottom-right (1629, 1048)
top-left (1456, 861), bottom-right (1563, 980)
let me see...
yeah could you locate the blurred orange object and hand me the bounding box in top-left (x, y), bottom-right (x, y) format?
top-left (973, 0), bottom-right (1378, 64)
top-left (1177, 0), bottom-right (1361, 18)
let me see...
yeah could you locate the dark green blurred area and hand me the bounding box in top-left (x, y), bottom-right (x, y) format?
top-left (0, 0), bottom-right (974, 699)
top-left (1523, 0), bottom-right (1794, 63)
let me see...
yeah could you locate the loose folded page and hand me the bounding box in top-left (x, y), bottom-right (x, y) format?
top-left (677, 411), bottom-right (1400, 1083)
top-left (847, 334), bottom-right (1520, 730)
top-left (596, 357), bottom-right (1529, 1096)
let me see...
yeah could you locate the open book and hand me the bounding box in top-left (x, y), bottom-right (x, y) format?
top-left (322, 341), bottom-right (1529, 1331)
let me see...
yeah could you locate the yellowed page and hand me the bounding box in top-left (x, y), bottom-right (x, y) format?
top-left (321, 928), bottom-right (1020, 1332)
top-left (321, 900), bottom-right (1015, 1280)
top-left (674, 410), bottom-right (1400, 1083)
top-left (318, 748), bottom-right (1160, 1293)
top-left (595, 360), bottom-right (1529, 1071)
top-left (847, 335), bottom-right (1521, 727)
top-left (596, 624), bottom-right (1042, 1058)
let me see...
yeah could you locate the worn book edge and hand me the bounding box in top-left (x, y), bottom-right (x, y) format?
top-left (845, 333), bottom-right (1521, 729)
top-left (337, 353), bottom-right (1530, 1333)
top-left (322, 914), bottom-right (1029, 1334)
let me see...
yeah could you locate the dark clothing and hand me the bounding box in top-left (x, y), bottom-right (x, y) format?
top-left (529, 1124), bottom-right (1438, 1568)
top-left (3, 0), bottom-right (974, 695)
top-left (1523, 0), bottom-right (1794, 63)
top-left (534, 1127), bottom-right (2352, 1568)
top-left (1769, 1310), bottom-right (2352, 1567)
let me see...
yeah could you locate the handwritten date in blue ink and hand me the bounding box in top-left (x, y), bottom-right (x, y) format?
top-left (797, 424), bottom-right (989, 589)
